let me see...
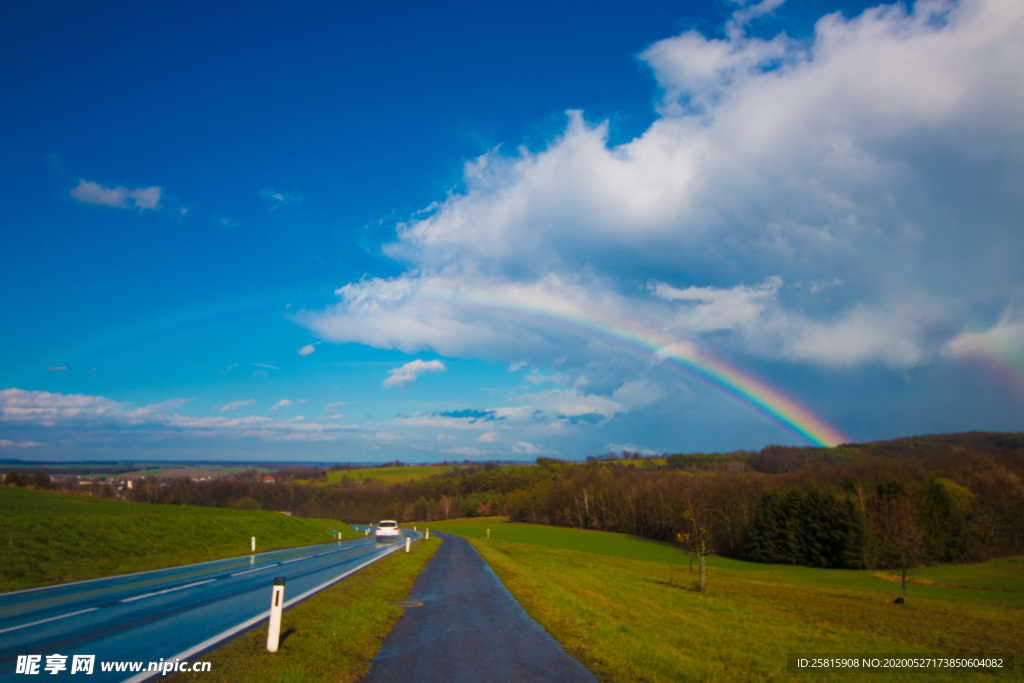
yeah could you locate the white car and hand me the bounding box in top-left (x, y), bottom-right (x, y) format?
top-left (374, 520), bottom-right (400, 541)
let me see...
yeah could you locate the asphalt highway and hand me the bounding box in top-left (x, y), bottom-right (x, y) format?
top-left (0, 532), bottom-right (407, 681)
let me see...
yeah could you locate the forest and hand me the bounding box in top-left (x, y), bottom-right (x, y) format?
top-left (5, 432), bottom-right (1023, 572)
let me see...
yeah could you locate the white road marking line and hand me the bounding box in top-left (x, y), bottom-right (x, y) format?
top-left (230, 564), bottom-right (278, 577)
top-left (120, 579), bottom-right (216, 603)
top-left (280, 555), bottom-right (313, 565)
top-left (126, 543), bottom-right (405, 683)
top-left (0, 541), bottom-right (338, 597)
top-left (0, 607), bottom-right (98, 635)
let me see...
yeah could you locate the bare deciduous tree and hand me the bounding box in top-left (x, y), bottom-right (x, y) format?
top-left (677, 495), bottom-right (714, 593)
top-left (875, 486), bottom-right (925, 602)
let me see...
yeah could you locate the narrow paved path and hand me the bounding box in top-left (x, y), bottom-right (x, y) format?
top-left (364, 533), bottom-right (595, 683)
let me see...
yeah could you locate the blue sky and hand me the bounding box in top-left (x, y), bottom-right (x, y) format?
top-left (2, 0), bottom-right (1021, 462)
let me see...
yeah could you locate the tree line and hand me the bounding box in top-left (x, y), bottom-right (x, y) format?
top-left (6, 432), bottom-right (1023, 573)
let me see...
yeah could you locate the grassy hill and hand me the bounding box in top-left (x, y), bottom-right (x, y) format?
top-left (326, 464), bottom-right (459, 485)
top-left (431, 518), bottom-right (1024, 681)
top-left (0, 486), bottom-right (355, 592)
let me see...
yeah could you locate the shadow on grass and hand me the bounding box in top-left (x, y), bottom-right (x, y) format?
top-left (643, 577), bottom-right (703, 592)
top-left (279, 627), bottom-right (296, 646)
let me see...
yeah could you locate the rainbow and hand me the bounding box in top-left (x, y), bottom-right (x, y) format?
top-left (946, 325), bottom-right (1024, 401)
top-left (50, 284), bottom-right (851, 448)
top-left (439, 291), bottom-right (850, 448)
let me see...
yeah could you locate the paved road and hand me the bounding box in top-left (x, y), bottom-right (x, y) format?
top-left (0, 533), bottom-right (406, 681)
top-left (365, 532), bottom-right (595, 683)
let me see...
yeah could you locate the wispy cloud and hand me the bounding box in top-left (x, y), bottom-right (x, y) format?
top-left (70, 179), bottom-right (162, 210)
top-left (47, 365), bottom-right (69, 372)
top-left (252, 363), bottom-right (280, 370)
top-left (260, 188), bottom-right (303, 210)
top-left (0, 388), bottom-right (362, 444)
top-left (0, 388), bottom-right (123, 426)
top-left (383, 359), bottom-right (446, 389)
top-left (606, 442), bottom-right (660, 456)
top-left (944, 317), bottom-right (1024, 361)
top-left (0, 439), bottom-right (43, 448)
top-left (270, 401), bottom-right (305, 411)
top-left (221, 399), bottom-right (256, 412)
top-left (298, 343), bottom-right (318, 356)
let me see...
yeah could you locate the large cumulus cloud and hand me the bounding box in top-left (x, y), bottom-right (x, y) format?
top-left (301, 0), bottom-right (1024, 442)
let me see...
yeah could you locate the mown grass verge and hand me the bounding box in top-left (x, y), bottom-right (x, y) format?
top-left (0, 486), bottom-right (356, 591)
top-left (170, 536), bottom-right (442, 683)
top-left (431, 518), bottom-right (1023, 681)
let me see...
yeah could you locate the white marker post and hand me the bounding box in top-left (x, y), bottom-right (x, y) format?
top-left (486, 528), bottom-right (491, 540)
top-left (425, 529), bottom-right (430, 540)
top-left (251, 536), bottom-right (256, 553)
top-left (267, 577), bottom-right (286, 653)
top-left (405, 536), bottom-right (411, 553)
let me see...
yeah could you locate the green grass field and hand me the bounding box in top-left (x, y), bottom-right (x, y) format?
top-left (170, 536), bottom-right (442, 683)
top-left (0, 486), bottom-right (356, 591)
top-left (325, 464), bottom-right (458, 485)
top-left (430, 518), bottom-right (1023, 681)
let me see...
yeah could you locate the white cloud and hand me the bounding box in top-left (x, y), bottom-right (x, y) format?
top-left (325, 401), bottom-right (346, 409)
top-left (128, 186), bottom-right (162, 210)
top-left (508, 388), bottom-right (625, 420)
top-left (780, 304), bottom-right (931, 367)
top-left (944, 317), bottom-right (1024, 360)
top-left (260, 188), bottom-right (302, 209)
top-left (479, 431), bottom-right (498, 442)
top-left (611, 379), bottom-right (666, 410)
top-left (606, 442), bottom-right (660, 456)
top-left (649, 275), bottom-right (782, 332)
top-left (252, 363), bottom-right (280, 370)
top-left (272, 399), bottom-right (296, 411)
top-left (0, 439), bottom-right (43, 448)
top-left (70, 179), bottom-right (162, 210)
top-left (392, 414), bottom-right (486, 431)
top-left (123, 398), bottom-right (192, 420)
top-left (0, 388), bottom-right (123, 426)
top-left (0, 388), bottom-right (362, 444)
top-left (221, 399), bottom-right (256, 412)
top-left (514, 441), bottom-right (541, 454)
top-left (383, 359), bottom-right (447, 388)
top-left (298, 343), bottom-right (317, 356)
top-left (302, 0), bottom-right (1023, 377)
top-left (47, 365), bottom-right (69, 372)
top-left (729, 0), bottom-right (786, 30)
top-left (448, 446), bottom-right (485, 457)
